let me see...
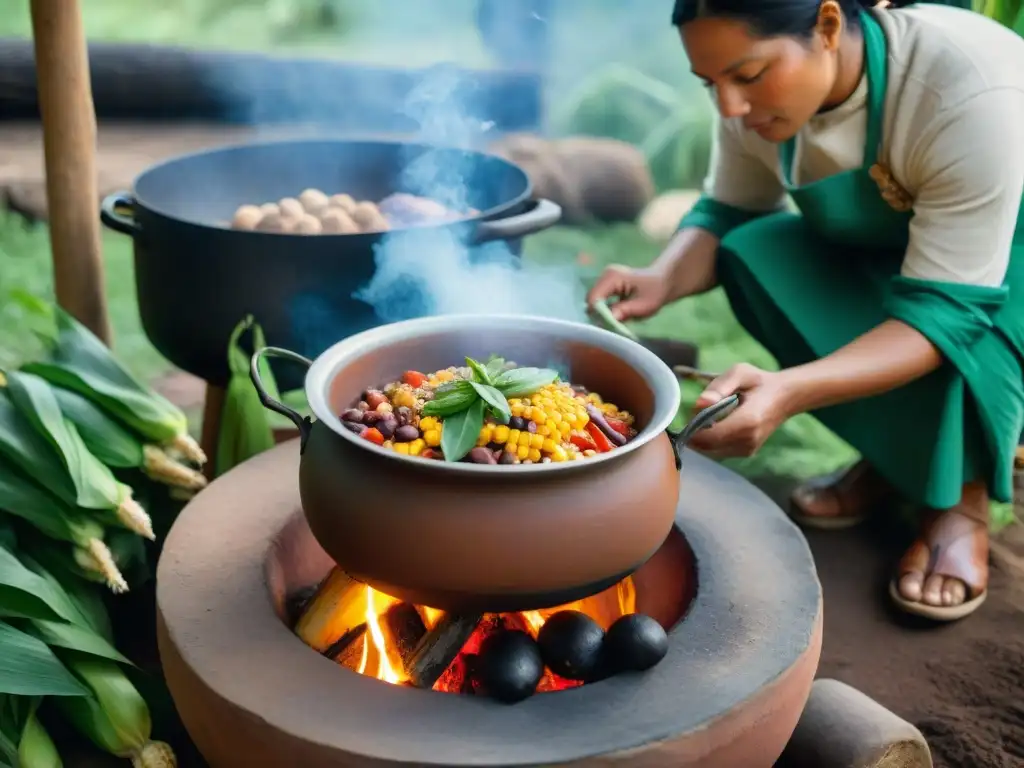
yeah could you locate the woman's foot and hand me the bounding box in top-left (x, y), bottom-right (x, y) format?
top-left (790, 460), bottom-right (895, 530)
top-left (891, 482), bottom-right (989, 621)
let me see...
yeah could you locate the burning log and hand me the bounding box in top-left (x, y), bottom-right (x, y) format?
top-left (323, 622), bottom-right (367, 666)
top-left (380, 602), bottom-right (428, 674)
top-left (293, 567), bottom-right (366, 653)
top-left (407, 613), bottom-right (484, 690)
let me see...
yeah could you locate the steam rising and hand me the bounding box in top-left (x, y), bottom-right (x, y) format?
top-left (354, 62), bottom-right (586, 325)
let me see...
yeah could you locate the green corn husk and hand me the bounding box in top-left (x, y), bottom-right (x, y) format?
top-left (0, 697), bottom-right (62, 768)
top-left (23, 307), bottom-right (205, 466)
top-left (50, 385), bottom-right (207, 492)
top-left (216, 316), bottom-right (279, 477)
top-left (0, 373), bottom-right (153, 541)
top-left (53, 654), bottom-right (176, 768)
top-left (0, 463), bottom-right (128, 593)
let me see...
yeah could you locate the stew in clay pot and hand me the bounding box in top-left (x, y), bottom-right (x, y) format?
top-left (251, 315), bottom-right (738, 614)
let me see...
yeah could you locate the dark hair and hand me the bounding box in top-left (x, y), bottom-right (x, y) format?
top-left (671, 0), bottom-right (974, 37)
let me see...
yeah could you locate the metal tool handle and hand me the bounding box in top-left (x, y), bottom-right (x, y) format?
top-left (669, 394), bottom-right (741, 469)
top-left (250, 346), bottom-right (314, 449)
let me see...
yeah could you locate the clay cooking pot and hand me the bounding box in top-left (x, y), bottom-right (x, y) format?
top-left (250, 315), bottom-right (737, 613)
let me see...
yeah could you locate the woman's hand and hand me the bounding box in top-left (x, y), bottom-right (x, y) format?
top-left (586, 264), bottom-right (672, 321)
top-left (687, 363), bottom-right (796, 457)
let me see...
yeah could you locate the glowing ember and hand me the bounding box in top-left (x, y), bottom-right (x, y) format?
top-left (324, 577), bottom-right (637, 694)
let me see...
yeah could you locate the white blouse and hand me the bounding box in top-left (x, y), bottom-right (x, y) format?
top-left (703, 4), bottom-right (1024, 287)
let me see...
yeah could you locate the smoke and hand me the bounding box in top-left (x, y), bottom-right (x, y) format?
top-left (353, 60), bottom-right (586, 325)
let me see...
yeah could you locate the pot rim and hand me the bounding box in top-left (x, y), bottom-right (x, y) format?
top-left (127, 137), bottom-right (531, 236)
top-left (304, 314), bottom-right (682, 475)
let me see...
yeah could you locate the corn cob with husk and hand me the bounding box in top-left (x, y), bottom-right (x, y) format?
top-left (216, 315), bottom-right (279, 477)
top-left (53, 654), bottom-right (176, 768)
top-left (49, 385), bottom-right (206, 492)
top-left (0, 696), bottom-right (62, 768)
top-left (0, 373), bottom-right (154, 541)
top-left (0, 461), bottom-right (128, 593)
top-left (23, 307), bottom-right (205, 467)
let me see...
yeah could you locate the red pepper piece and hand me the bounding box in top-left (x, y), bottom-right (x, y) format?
top-left (604, 417), bottom-right (631, 438)
top-left (570, 433), bottom-right (596, 452)
top-left (585, 422), bottom-right (614, 452)
top-left (402, 370), bottom-right (428, 388)
top-left (361, 427), bottom-right (385, 446)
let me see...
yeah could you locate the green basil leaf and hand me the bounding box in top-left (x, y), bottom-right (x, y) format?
top-left (440, 399), bottom-right (485, 462)
top-left (469, 382), bottom-right (511, 424)
top-left (464, 357), bottom-right (493, 386)
top-left (493, 367), bottom-right (560, 397)
top-left (421, 388), bottom-right (478, 417)
top-left (434, 379), bottom-right (472, 396)
top-left (484, 355), bottom-right (507, 379)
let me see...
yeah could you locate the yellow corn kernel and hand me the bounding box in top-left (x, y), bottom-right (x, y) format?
top-left (529, 433), bottom-right (545, 449)
top-left (477, 424), bottom-right (495, 446)
top-left (393, 443), bottom-right (410, 455)
top-left (507, 428), bottom-right (521, 446)
top-left (493, 425), bottom-right (510, 444)
top-left (392, 389), bottom-right (417, 409)
top-left (563, 412), bottom-right (578, 427)
top-left (376, 402), bottom-right (393, 414)
top-left (548, 411), bottom-right (562, 425)
top-left (436, 370), bottom-right (455, 382)
top-left (583, 449), bottom-right (597, 457)
top-left (419, 416), bottom-right (438, 432)
top-left (508, 398), bottom-right (522, 407)
top-left (528, 448), bottom-right (542, 462)
top-left (550, 446), bottom-right (568, 462)
top-left (586, 393), bottom-right (602, 404)
top-left (408, 438), bottom-right (426, 456)
top-left (602, 403), bottom-right (618, 414)
top-left (511, 403), bottom-right (526, 418)
top-left (541, 438), bottom-right (558, 453)
top-left (517, 431), bottom-right (532, 447)
top-left (423, 429), bottom-right (441, 447)
top-left (537, 424), bottom-right (552, 436)
top-left (516, 444), bottom-right (530, 460)
top-left (577, 411), bottom-right (590, 428)
top-left (382, 440), bottom-right (394, 450)
top-left (520, 405), bottom-right (532, 420)
top-left (531, 410), bottom-right (547, 425)
top-left (427, 377), bottom-right (440, 387)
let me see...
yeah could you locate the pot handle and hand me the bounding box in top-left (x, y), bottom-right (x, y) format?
top-left (669, 394), bottom-right (741, 470)
top-left (250, 346), bottom-right (315, 450)
top-left (100, 191), bottom-right (142, 236)
top-left (470, 198), bottom-right (562, 244)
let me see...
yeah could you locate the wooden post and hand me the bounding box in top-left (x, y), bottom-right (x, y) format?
top-left (30, 0), bottom-right (112, 344)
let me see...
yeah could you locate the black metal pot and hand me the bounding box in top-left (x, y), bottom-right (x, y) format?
top-left (100, 139), bottom-right (561, 387)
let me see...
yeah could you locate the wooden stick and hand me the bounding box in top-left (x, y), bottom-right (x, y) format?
top-left (30, 0), bottom-right (111, 345)
top-left (407, 613), bottom-right (483, 690)
top-left (672, 365), bottom-right (720, 384)
top-left (200, 384), bottom-right (225, 480)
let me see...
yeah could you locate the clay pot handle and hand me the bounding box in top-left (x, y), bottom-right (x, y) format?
top-left (669, 394), bottom-right (741, 469)
top-left (250, 346), bottom-right (315, 450)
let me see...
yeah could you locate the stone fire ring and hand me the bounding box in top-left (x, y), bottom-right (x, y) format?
top-left (156, 441), bottom-right (823, 767)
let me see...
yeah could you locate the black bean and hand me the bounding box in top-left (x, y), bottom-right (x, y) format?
top-left (498, 450), bottom-right (519, 464)
top-left (362, 410), bottom-right (384, 426)
top-left (341, 421), bottom-right (367, 435)
top-left (468, 447), bottom-right (498, 464)
top-left (395, 406), bottom-right (413, 426)
top-left (394, 425), bottom-right (420, 443)
top-left (509, 416), bottom-right (527, 431)
top-left (377, 418), bottom-right (398, 439)
top-left (340, 408), bottom-right (364, 423)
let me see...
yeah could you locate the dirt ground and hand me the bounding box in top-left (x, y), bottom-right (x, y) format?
top-left (784, 481), bottom-right (1024, 768)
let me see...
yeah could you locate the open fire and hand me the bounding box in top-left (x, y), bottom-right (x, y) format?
top-left (291, 568), bottom-right (665, 702)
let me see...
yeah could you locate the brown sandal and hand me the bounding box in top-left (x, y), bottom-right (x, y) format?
top-left (889, 509), bottom-right (989, 622)
top-left (790, 462), bottom-right (891, 531)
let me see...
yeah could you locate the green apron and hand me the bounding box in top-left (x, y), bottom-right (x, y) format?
top-left (707, 10), bottom-right (1024, 508)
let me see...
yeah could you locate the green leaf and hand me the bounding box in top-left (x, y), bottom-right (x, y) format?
top-left (18, 552), bottom-right (112, 640)
top-left (0, 390), bottom-right (78, 508)
top-left (465, 357), bottom-right (493, 385)
top-left (0, 621), bottom-right (88, 696)
top-left (50, 385), bottom-right (143, 469)
top-left (22, 307), bottom-right (186, 444)
top-left (0, 537), bottom-right (80, 624)
top-left (4, 371), bottom-right (123, 511)
top-left (492, 367), bottom-right (560, 397)
top-left (17, 620), bottom-right (130, 666)
top-left (440, 399), bottom-right (486, 462)
top-left (421, 386), bottom-right (478, 417)
top-left (484, 355), bottom-right (507, 379)
top-left (469, 382), bottom-right (511, 424)
top-left (0, 463), bottom-right (104, 546)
